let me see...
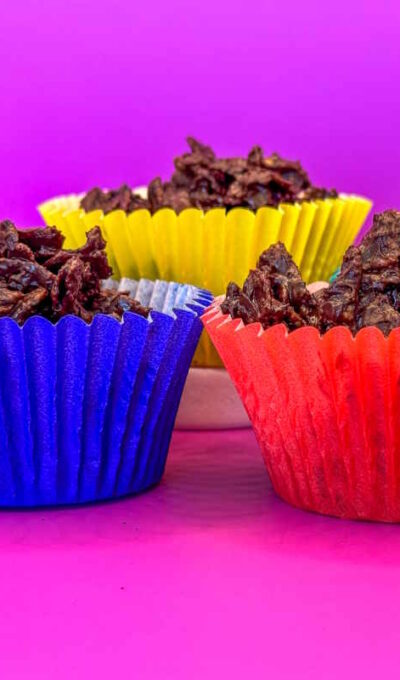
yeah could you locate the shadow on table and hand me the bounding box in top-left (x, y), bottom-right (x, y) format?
top-left (0, 428), bottom-right (399, 567)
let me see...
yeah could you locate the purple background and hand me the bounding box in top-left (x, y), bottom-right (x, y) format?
top-left (0, 0), bottom-right (399, 226)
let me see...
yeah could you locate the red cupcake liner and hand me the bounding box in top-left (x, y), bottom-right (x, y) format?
top-left (203, 304), bottom-right (400, 522)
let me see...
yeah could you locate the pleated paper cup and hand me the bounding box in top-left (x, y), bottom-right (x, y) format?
top-left (203, 304), bottom-right (400, 522)
top-left (39, 191), bottom-right (371, 367)
top-left (0, 279), bottom-right (212, 508)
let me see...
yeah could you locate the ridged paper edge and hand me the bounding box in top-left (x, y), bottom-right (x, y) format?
top-left (0, 281), bottom-right (211, 506)
top-left (203, 307), bottom-right (400, 522)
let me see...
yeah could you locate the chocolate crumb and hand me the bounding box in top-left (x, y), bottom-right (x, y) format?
top-left (81, 184), bottom-right (150, 215)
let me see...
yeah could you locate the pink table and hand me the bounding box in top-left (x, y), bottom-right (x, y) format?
top-left (1, 429), bottom-right (400, 679)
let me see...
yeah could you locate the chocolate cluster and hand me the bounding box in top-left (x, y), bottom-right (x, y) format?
top-left (0, 221), bottom-right (149, 324)
top-left (81, 137), bottom-right (337, 214)
top-left (221, 210), bottom-right (400, 337)
top-left (80, 185), bottom-right (149, 215)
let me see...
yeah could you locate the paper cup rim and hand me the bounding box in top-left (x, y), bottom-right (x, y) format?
top-left (202, 303), bottom-right (400, 345)
top-left (39, 191), bottom-right (371, 220)
top-left (0, 278), bottom-right (213, 331)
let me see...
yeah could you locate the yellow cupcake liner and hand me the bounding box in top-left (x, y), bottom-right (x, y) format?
top-left (38, 193), bottom-right (372, 367)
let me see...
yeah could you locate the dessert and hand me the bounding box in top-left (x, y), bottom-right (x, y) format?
top-left (81, 137), bottom-right (337, 214)
top-left (203, 209), bottom-right (400, 521)
top-left (221, 210), bottom-right (400, 336)
top-left (0, 220), bottom-right (149, 324)
top-left (0, 220), bottom-right (212, 507)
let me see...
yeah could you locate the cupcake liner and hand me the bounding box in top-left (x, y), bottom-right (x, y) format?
top-left (0, 279), bottom-right (212, 507)
top-left (38, 192), bottom-right (371, 367)
top-left (203, 305), bottom-right (400, 522)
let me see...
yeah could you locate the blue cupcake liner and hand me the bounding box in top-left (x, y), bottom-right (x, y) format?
top-left (0, 279), bottom-right (212, 507)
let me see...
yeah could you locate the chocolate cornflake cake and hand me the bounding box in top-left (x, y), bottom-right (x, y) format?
top-left (0, 221), bottom-right (150, 324)
top-left (221, 210), bottom-right (400, 337)
top-left (80, 137), bottom-right (337, 214)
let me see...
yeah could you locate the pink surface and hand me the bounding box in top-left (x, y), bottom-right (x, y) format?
top-left (1, 429), bottom-right (400, 679)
